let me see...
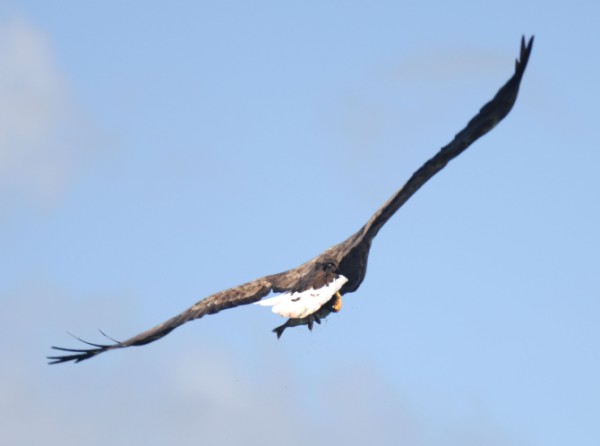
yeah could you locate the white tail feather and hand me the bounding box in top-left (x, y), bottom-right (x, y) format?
top-left (255, 275), bottom-right (348, 319)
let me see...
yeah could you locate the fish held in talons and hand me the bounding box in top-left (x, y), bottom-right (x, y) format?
top-left (272, 294), bottom-right (341, 339)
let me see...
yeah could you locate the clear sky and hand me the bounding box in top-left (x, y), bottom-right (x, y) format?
top-left (1, 1), bottom-right (598, 445)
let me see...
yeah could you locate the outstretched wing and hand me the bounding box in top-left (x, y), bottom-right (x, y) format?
top-left (48, 274), bottom-right (282, 364)
top-left (349, 36), bottom-right (533, 249)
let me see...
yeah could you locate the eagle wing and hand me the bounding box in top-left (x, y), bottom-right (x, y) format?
top-left (348, 36), bottom-right (534, 250)
top-left (48, 274), bottom-right (282, 364)
top-left (49, 253), bottom-right (338, 364)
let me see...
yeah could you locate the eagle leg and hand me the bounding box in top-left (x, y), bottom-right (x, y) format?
top-left (330, 291), bottom-right (343, 312)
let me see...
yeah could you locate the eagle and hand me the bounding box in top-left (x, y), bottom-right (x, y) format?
top-left (48, 36), bottom-right (533, 364)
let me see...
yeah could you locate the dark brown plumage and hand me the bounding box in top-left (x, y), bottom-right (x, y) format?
top-left (48, 36), bottom-right (533, 364)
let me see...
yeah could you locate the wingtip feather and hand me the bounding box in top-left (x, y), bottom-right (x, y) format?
top-left (48, 333), bottom-right (121, 364)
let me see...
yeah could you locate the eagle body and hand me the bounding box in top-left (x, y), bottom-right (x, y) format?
top-left (49, 37), bottom-right (534, 364)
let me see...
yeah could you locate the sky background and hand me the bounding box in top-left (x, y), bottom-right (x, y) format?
top-left (1, 1), bottom-right (598, 445)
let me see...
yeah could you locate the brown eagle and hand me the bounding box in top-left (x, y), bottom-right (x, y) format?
top-left (49, 36), bottom-right (533, 364)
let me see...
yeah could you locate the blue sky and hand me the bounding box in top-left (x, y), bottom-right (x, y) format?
top-left (1, 1), bottom-right (599, 445)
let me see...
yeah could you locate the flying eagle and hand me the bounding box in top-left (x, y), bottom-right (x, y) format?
top-left (48, 36), bottom-right (533, 364)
